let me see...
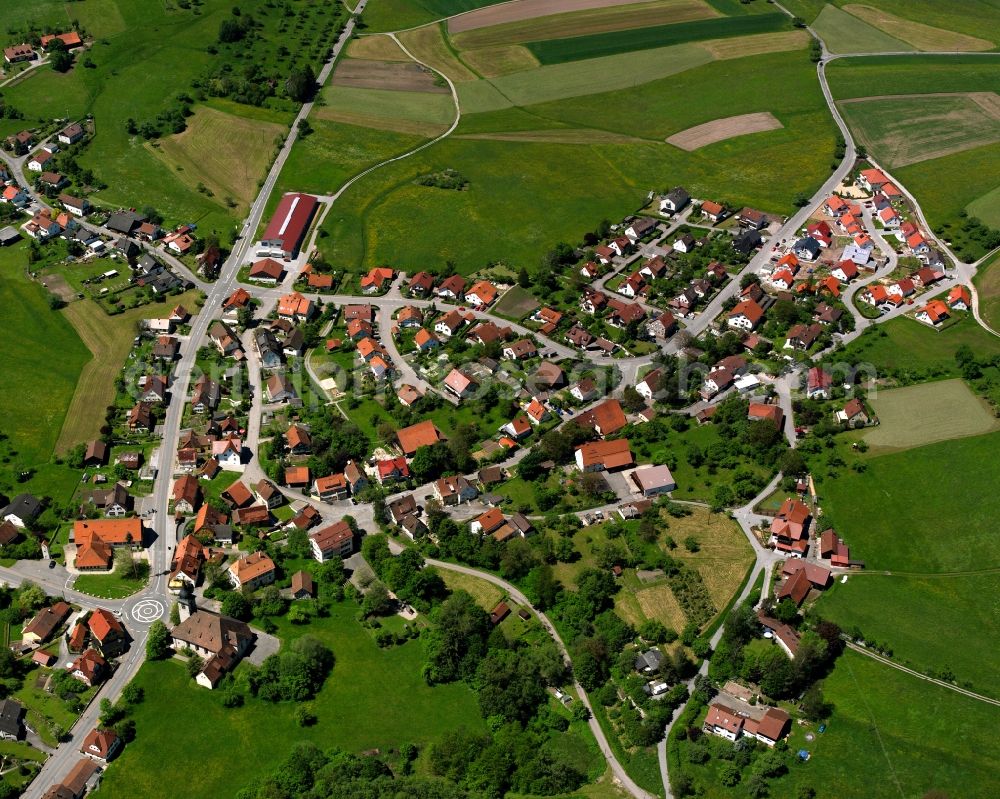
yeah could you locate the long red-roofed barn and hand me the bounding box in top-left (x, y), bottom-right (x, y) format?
top-left (257, 193), bottom-right (319, 260)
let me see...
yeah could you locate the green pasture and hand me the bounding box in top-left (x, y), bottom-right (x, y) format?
top-left (826, 54), bottom-right (1000, 100)
top-left (818, 430), bottom-right (1000, 572)
top-left (817, 572), bottom-right (1000, 697)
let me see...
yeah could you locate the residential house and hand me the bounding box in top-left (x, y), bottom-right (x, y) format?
top-left (168, 534), bottom-right (205, 592)
top-left (170, 609), bottom-right (255, 688)
top-left (465, 280), bottom-right (499, 307)
top-left (916, 299), bottom-right (949, 327)
top-left (408, 271), bottom-right (435, 296)
top-left (434, 310), bottom-right (465, 338)
top-left (266, 373), bottom-right (297, 403)
top-left (501, 415), bottom-right (532, 440)
top-left (836, 398), bottom-right (869, 427)
top-left (579, 398), bottom-right (627, 437)
top-left (807, 366), bottom-right (833, 399)
top-left (87, 609), bottom-right (129, 658)
top-left (770, 498), bottom-right (811, 556)
top-left (397, 420), bottom-right (444, 456)
top-left (647, 311), bottom-right (677, 339)
top-left (22, 602), bottom-right (71, 645)
top-left (607, 299), bottom-right (645, 328)
top-left (248, 258), bottom-right (284, 285)
top-left (571, 377), bottom-right (599, 403)
top-left (700, 200), bottom-right (726, 223)
top-left (503, 339), bottom-right (538, 361)
top-left (831, 259), bottom-right (859, 284)
top-left (314, 473), bottom-right (349, 502)
top-left (444, 368), bottom-right (478, 399)
top-left (171, 475), bottom-right (201, 515)
top-left (360, 266), bottom-right (395, 294)
top-left (70, 649), bottom-right (107, 688)
top-left (948, 285), bottom-right (971, 311)
top-left (73, 518), bottom-right (142, 571)
top-left (376, 456), bottom-right (410, 484)
top-left (310, 520), bottom-right (354, 561)
top-left (813, 302), bottom-right (843, 326)
top-left (784, 323), bottom-right (823, 351)
top-left (435, 475), bottom-right (478, 506)
top-left (566, 324), bottom-right (595, 349)
top-left (659, 186), bottom-right (690, 214)
top-left (291, 571), bottom-right (315, 600)
top-left (80, 728), bottom-right (120, 763)
top-left (436, 274), bottom-right (466, 300)
top-left (807, 220), bottom-right (833, 248)
top-left (277, 292), bottom-right (315, 323)
top-left (793, 237), bottom-right (821, 262)
top-left (228, 552), bottom-right (276, 590)
top-left (414, 327), bottom-right (440, 352)
top-left (575, 439), bottom-right (634, 472)
top-left (525, 397), bottom-right (550, 425)
top-left (737, 207), bottom-right (767, 229)
top-left (728, 298), bottom-right (765, 331)
top-left (255, 479), bottom-right (283, 509)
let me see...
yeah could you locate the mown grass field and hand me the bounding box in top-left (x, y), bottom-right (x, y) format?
top-left (96, 602), bottom-right (486, 799)
top-left (0, 242), bottom-right (90, 467)
top-left (322, 83), bottom-right (456, 128)
top-left (972, 251), bottom-right (1000, 329)
top-left (864, 378), bottom-right (999, 452)
top-left (678, 649), bottom-right (1000, 799)
top-left (150, 102), bottom-right (289, 212)
top-left (319, 47), bottom-right (834, 273)
top-left (827, 54), bottom-right (1000, 101)
top-left (838, 94), bottom-right (1000, 168)
top-left (525, 12), bottom-right (788, 64)
top-left (73, 561), bottom-right (148, 599)
top-left (832, 0), bottom-right (1000, 42)
top-left (817, 572), bottom-right (1000, 697)
top-left (818, 429), bottom-right (1000, 572)
top-left (811, 4), bottom-right (913, 54)
top-left (438, 568), bottom-right (505, 609)
top-left (966, 182), bottom-right (1000, 229)
top-left (0, 0), bottom-right (128, 38)
top-left (56, 289), bottom-right (202, 453)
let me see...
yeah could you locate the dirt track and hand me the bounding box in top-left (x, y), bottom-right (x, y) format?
top-left (449, 0), bottom-right (651, 34)
top-left (667, 111), bottom-right (783, 151)
top-left (332, 59), bottom-right (448, 92)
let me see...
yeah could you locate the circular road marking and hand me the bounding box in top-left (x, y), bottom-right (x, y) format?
top-left (129, 598), bottom-right (166, 625)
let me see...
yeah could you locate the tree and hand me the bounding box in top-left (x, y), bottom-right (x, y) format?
top-left (50, 48), bottom-right (74, 72)
top-left (222, 591), bottom-right (252, 621)
top-left (187, 654), bottom-right (205, 678)
top-left (361, 581), bottom-right (392, 617)
top-left (621, 385), bottom-right (646, 412)
top-left (518, 266), bottom-right (531, 288)
top-left (145, 621), bottom-right (171, 660)
top-left (169, 602), bottom-right (180, 625)
top-left (286, 65), bottom-right (316, 102)
top-left (800, 684), bottom-right (831, 721)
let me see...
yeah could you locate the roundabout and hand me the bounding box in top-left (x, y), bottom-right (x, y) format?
top-left (128, 597), bottom-right (166, 625)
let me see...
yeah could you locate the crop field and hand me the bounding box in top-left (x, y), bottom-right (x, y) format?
top-left (667, 111), bottom-right (783, 150)
top-left (838, 93), bottom-right (1000, 167)
top-left (492, 285), bottom-right (541, 318)
top-left (0, 243), bottom-right (89, 467)
top-left (810, 4), bottom-right (913, 54)
top-left (96, 604), bottom-right (487, 799)
top-left (524, 12), bottom-right (789, 64)
top-left (362, 0), bottom-right (508, 32)
top-left (819, 429), bottom-right (1000, 572)
top-left (863, 378), bottom-right (1000, 452)
top-left (346, 34), bottom-right (410, 60)
top-left (332, 58), bottom-right (448, 92)
top-left (449, 0), bottom-right (676, 34)
top-left (818, 572), bottom-right (1000, 697)
top-left (460, 44), bottom-right (541, 77)
top-left (150, 103), bottom-right (288, 211)
top-left (840, 4), bottom-right (995, 51)
top-left (399, 24), bottom-right (479, 82)
top-left (450, 0), bottom-right (718, 47)
top-left (322, 83), bottom-right (456, 128)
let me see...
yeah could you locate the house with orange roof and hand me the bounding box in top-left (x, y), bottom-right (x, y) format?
top-left (465, 280), bottom-right (499, 307)
top-left (770, 498), bottom-right (811, 556)
top-left (822, 195), bottom-right (849, 216)
top-left (443, 368), bottom-right (478, 399)
top-left (414, 327), bottom-right (439, 351)
top-left (88, 609), bottom-right (129, 657)
top-left (284, 465), bottom-right (311, 489)
top-left (858, 167), bottom-right (890, 193)
top-left (525, 397), bottom-right (550, 425)
top-left (313, 473), bottom-right (349, 502)
top-left (728, 298), bottom-right (765, 331)
top-left (915, 299), bottom-right (949, 327)
top-left (248, 258), bottom-right (284, 284)
top-left (575, 439), bottom-right (633, 472)
top-left (72, 519), bottom-right (143, 571)
top-left (831, 259), bottom-right (859, 283)
top-left (947, 285), bottom-right (971, 311)
top-left (228, 552), bottom-right (276, 590)
top-left (397, 420), bottom-right (444, 456)
top-left (360, 266), bottom-right (395, 294)
top-left (501, 414), bottom-right (532, 440)
top-left (277, 291), bottom-right (315, 322)
top-left (578, 398), bottom-right (627, 437)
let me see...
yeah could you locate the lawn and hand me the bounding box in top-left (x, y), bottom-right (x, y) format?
top-left (150, 102), bottom-right (290, 212)
top-left (524, 12), bottom-right (789, 64)
top-left (13, 666), bottom-right (98, 747)
top-left (56, 289), bottom-right (202, 453)
top-left (0, 242), bottom-right (90, 467)
top-left (838, 94), bottom-right (1000, 168)
top-left (492, 285), bottom-right (540, 319)
top-left (810, 4), bottom-right (913, 54)
top-left (817, 429), bottom-right (1000, 572)
top-left (676, 649), bottom-right (1000, 799)
top-left (72, 560), bottom-right (148, 599)
top-left (95, 602), bottom-right (486, 799)
top-left (863, 378), bottom-right (1000, 452)
top-left (816, 571), bottom-right (1000, 697)
top-left (438, 568), bottom-right (505, 609)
